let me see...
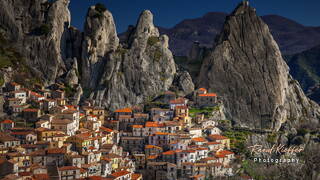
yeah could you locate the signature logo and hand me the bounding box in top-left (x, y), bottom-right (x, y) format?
top-left (248, 144), bottom-right (304, 155)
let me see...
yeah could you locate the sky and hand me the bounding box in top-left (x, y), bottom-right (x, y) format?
top-left (69, 0), bottom-right (320, 33)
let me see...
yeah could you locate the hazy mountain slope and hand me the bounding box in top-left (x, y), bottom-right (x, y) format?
top-left (158, 13), bottom-right (320, 56)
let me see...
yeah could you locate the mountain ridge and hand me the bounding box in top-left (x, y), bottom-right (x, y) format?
top-left (154, 12), bottom-right (320, 56)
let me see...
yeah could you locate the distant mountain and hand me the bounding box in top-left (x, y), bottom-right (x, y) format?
top-left (158, 13), bottom-right (320, 56)
top-left (285, 45), bottom-right (320, 103)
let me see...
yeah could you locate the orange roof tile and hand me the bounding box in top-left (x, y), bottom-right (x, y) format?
top-left (147, 155), bottom-right (158, 160)
top-left (170, 98), bottom-right (186, 104)
top-left (132, 125), bottom-right (143, 128)
top-left (131, 173), bottom-right (142, 180)
top-left (23, 108), bottom-right (39, 112)
top-left (1, 120), bottom-right (14, 124)
top-left (192, 137), bottom-right (207, 142)
top-left (162, 150), bottom-right (175, 155)
top-left (114, 108), bottom-right (132, 113)
top-left (145, 145), bottom-right (162, 149)
top-left (198, 93), bottom-right (217, 97)
top-left (111, 170), bottom-right (131, 178)
top-left (58, 166), bottom-right (80, 171)
top-left (198, 88), bottom-right (207, 91)
top-left (145, 122), bottom-right (163, 128)
top-left (208, 134), bottom-right (228, 140)
top-left (216, 150), bottom-right (234, 156)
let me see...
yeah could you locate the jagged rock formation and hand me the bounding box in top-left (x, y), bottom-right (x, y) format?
top-left (198, 1), bottom-right (320, 131)
top-left (171, 71), bottom-right (195, 96)
top-left (0, 1), bottom-right (179, 110)
top-left (0, 0), bottom-right (71, 84)
top-left (71, 85), bottom-right (83, 105)
top-left (81, 6), bottom-right (119, 88)
top-left (88, 10), bottom-right (176, 110)
top-left (65, 58), bottom-right (79, 85)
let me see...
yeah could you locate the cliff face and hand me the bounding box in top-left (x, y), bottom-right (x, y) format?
top-left (91, 10), bottom-right (176, 110)
top-left (0, 1), bottom-right (179, 110)
top-left (198, 2), bottom-right (320, 131)
top-left (81, 6), bottom-right (119, 89)
top-left (0, 0), bottom-right (71, 84)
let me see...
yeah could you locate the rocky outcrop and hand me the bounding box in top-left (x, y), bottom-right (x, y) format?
top-left (91, 10), bottom-right (176, 110)
top-left (171, 71), bottom-right (195, 96)
top-left (0, 0), bottom-right (71, 84)
top-left (198, 1), bottom-right (320, 131)
top-left (81, 5), bottom-right (119, 88)
top-left (65, 58), bottom-right (79, 85)
top-left (71, 85), bottom-right (83, 105)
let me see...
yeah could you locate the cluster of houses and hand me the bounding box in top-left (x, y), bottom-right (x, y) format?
top-left (0, 82), bottom-right (236, 180)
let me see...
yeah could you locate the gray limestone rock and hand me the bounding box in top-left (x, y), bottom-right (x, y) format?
top-left (0, 0), bottom-right (71, 84)
top-left (81, 5), bottom-right (119, 88)
top-left (198, 1), bottom-right (320, 131)
top-left (92, 10), bottom-right (176, 110)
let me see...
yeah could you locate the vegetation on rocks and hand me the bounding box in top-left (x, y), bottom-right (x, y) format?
top-left (32, 24), bottom-right (52, 36)
top-left (147, 36), bottom-right (160, 46)
top-left (93, 3), bottom-right (107, 19)
top-left (64, 84), bottom-right (77, 97)
top-left (223, 129), bottom-right (252, 154)
top-left (266, 133), bottom-right (277, 143)
top-left (0, 75), bottom-right (4, 86)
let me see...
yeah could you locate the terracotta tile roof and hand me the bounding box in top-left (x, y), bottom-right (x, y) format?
top-left (100, 126), bottom-right (113, 133)
top-left (131, 173), bottom-right (142, 180)
top-left (132, 125), bottom-right (143, 128)
top-left (175, 105), bottom-right (188, 109)
top-left (110, 170), bottom-right (131, 178)
top-left (23, 108), bottom-right (39, 112)
top-left (47, 148), bottom-right (66, 154)
top-left (11, 131), bottom-right (34, 136)
top-left (145, 145), bottom-right (162, 149)
top-left (30, 91), bottom-right (43, 98)
top-left (154, 132), bottom-right (169, 135)
top-left (162, 150), bottom-right (175, 155)
top-left (216, 150), bottom-right (234, 156)
top-left (33, 174), bottom-right (50, 180)
top-left (145, 122), bottom-right (163, 128)
top-left (51, 119), bottom-right (73, 124)
top-left (58, 166), bottom-right (80, 171)
top-left (208, 134), bottom-right (228, 140)
top-left (198, 93), bottom-right (217, 97)
top-left (1, 120), bottom-right (14, 124)
top-left (114, 108), bottom-right (132, 113)
top-left (18, 172), bottom-right (32, 176)
top-left (170, 98), bottom-right (186, 104)
top-left (147, 155), bottom-right (158, 160)
top-left (192, 137), bottom-right (207, 142)
top-left (133, 113), bottom-right (148, 118)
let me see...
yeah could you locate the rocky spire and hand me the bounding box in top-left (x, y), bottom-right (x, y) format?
top-left (81, 4), bottom-right (119, 88)
top-left (198, 2), bottom-right (320, 131)
top-left (92, 10), bottom-right (176, 110)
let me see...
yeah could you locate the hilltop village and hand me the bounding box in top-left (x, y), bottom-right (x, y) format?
top-left (0, 82), bottom-right (238, 180)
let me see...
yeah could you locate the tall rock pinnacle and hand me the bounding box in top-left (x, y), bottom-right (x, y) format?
top-left (81, 5), bottom-right (119, 88)
top-left (92, 10), bottom-right (176, 110)
top-left (198, 1), bottom-right (320, 130)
